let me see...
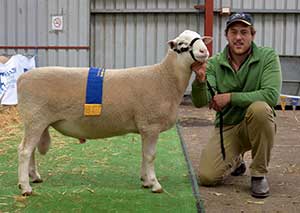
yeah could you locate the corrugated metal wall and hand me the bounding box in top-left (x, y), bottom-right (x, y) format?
top-left (90, 0), bottom-right (203, 68)
top-left (1, 0), bottom-right (299, 65)
top-left (0, 0), bottom-right (90, 67)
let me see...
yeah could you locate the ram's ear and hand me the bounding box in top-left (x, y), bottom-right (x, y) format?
top-left (201, 36), bottom-right (213, 45)
top-left (168, 40), bottom-right (177, 50)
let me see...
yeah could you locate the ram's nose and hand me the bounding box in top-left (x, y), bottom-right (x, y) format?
top-left (199, 48), bottom-right (209, 58)
top-left (199, 48), bottom-right (207, 54)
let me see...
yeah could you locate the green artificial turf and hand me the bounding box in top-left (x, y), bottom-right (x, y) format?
top-left (0, 126), bottom-right (197, 212)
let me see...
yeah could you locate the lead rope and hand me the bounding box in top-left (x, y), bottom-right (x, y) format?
top-left (176, 36), bottom-right (225, 160)
top-left (206, 81), bottom-right (226, 160)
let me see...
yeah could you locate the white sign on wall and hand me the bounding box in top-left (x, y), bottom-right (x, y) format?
top-left (51, 15), bottom-right (63, 31)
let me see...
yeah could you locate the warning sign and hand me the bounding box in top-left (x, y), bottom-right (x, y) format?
top-left (51, 16), bottom-right (63, 31)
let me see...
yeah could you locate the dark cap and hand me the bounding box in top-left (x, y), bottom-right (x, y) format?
top-left (226, 13), bottom-right (253, 30)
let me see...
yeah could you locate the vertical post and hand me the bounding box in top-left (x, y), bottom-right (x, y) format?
top-left (205, 0), bottom-right (214, 55)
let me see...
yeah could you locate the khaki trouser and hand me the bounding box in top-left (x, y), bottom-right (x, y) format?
top-left (198, 101), bottom-right (276, 186)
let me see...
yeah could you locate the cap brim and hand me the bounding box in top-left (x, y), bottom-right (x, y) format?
top-left (235, 19), bottom-right (252, 26)
top-left (227, 19), bottom-right (252, 28)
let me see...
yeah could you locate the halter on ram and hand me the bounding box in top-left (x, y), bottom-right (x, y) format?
top-left (173, 37), bottom-right (201, 62)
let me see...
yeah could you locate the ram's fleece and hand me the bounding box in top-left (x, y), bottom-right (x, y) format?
top-left (17, 30), bottom-right (212, 196)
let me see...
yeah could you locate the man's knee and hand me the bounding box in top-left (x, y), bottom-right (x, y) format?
top-left (198, 170), bottom-right (222, 186)
top-left (247, 101), bottom-right (274, 124)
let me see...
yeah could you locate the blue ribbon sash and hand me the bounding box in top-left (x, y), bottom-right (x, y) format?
top-left (84, 67), bottom-right (105, 116)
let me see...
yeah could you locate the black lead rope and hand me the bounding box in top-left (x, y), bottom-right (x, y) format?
top-left (206, 81), bottom-right (226, 160)
top-left (175, 36), bottom-right (225, 160)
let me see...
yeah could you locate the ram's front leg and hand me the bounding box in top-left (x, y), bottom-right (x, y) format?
top-left (140, 130), bottom-right (163, 193)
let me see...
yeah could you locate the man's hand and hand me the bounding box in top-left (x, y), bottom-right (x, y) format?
top-left (191, 62), bottom-right (206, 82)
top-left (209, 93), bottom-right (231, 112)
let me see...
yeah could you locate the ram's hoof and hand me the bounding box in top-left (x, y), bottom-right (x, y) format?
top-left (22, 191), bottom-right (33, 196)
top-left (18, 184), bottom-right (33, 196)
top-left (79, 139), bottom-right (86, 144)
top-left (142, 184), bottom-right (151, 189)
top-left (32, 178), bottom-right (43, 183)
top-left (152, 188), bottom-right (164, 193)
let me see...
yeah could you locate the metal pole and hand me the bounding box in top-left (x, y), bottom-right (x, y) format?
top-left (205, 0), bottom-right (214, 55)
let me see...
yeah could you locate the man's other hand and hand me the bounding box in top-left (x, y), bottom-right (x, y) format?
top-left (209, 93), bottom-right (231, 111)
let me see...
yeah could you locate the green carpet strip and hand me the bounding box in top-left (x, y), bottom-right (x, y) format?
top-left (0, 127), bottom-right (197, 212)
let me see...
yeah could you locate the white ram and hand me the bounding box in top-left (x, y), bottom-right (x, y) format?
top-left (17, 30), bottom-right (212, 195)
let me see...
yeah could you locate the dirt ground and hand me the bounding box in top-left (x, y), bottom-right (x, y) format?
top-left (178, 98), bottom-right (300, 213)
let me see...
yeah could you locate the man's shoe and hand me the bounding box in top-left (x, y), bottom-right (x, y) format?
top-left (231, 161), bottom-right (246, 176)
top-left (251, 176), bottom-right (270, 198)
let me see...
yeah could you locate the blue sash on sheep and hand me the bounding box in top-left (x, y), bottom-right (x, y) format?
top-left (84, 67), bottom-right (106, 116)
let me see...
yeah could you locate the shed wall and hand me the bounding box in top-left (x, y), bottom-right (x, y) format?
top-left (0, 0), bottom-right (90, 67)
top-left (90, 0), bottom-right (203, 68)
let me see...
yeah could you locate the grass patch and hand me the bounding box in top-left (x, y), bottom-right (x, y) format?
top-left (0, 126), bottom-right (196, 212)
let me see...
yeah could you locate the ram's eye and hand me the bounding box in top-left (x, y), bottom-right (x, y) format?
top-left (178, 42), bottom-right (183, 46)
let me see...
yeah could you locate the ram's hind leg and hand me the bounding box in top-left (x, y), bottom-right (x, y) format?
top-left (29, 148), bottom-right (43, 183)
top-left (18, 125), bottom-right (46, 196)
top-left (29, 128), bottom-right (51, 183)
top-left (140, 129), bottom-right (163, 193)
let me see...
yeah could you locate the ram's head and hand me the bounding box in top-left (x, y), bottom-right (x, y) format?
top-left (168, 30), bottom-right (212, 63)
